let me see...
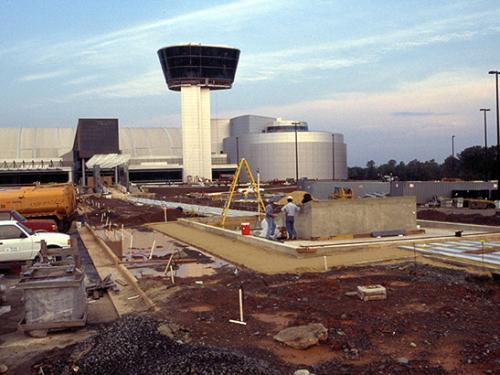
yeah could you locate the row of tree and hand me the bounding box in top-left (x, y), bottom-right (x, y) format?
top-left (348, 145), bottom-right (498, 181)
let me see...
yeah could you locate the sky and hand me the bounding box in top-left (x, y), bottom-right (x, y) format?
top-left (0, 0), bottom-right (499, 167)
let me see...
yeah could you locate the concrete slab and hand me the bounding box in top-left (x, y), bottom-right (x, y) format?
top-left (149, 222), bottom-right (413, 275)
top-left (173, 217), bottom-right (500, 259)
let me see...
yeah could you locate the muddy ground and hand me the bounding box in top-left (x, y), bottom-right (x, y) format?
top-left (147, 184), bottom-right (298, 212)
top-left (134, 263), bottom-right (499, 374)
top-left (418, 208), bottom-right (500, 226)
top-left (81, 197), bottom-right (196, 227)
top-left (28, 263), bottom-right (500, 374)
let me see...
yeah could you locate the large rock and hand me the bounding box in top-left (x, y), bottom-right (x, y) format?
top-left (274, 323), bottom-right (328, 350)
top-left (294, 370), bottom-right (314, 375)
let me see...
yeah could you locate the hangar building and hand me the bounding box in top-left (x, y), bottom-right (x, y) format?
top-left (0, 115), bottom-right (347, 185)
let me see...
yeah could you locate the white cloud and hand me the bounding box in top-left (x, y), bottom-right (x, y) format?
top-left (237, 71), bottom-right (491, 129)
top-left (35, 0), bottom-right (284, 66)
top-left (222, 71), bottom-right (495, 164)
top-left (65, 75), bottom-right (100, 85)
top-left (71, 70), bottom-right (165, 98)
top-left (238, 9), bottom-right (500, 82)
top-left (19, 69), bottom-right (71, 82)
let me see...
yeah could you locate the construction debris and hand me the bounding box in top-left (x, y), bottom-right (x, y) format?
top-left (357, 284), bottom-right (387, 301)
top-left (276, 190), bottom-right (312, 205)
top-left (86, 273), bottom-right (119, 299)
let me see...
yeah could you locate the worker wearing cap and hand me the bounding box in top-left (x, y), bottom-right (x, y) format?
top-left (265, 200), bottom-right (276, 240)
top-left (281, 196), bottom-right (300, 240)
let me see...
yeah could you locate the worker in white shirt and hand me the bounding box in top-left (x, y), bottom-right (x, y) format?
top-left (281, 196), bottom-right (300, 240)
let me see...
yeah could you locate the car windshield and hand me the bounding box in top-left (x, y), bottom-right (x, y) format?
top-left (13, 211), bottom-right (26, 221)
top-left (17, 222), bottom-right (34, 235)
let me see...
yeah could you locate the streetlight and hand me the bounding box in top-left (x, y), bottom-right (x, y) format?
top-left (451, 135), bottom-right (455, 158)
top-left (480, 108), bottom-right (491, 181)
top-left (488, 70), bottom-right (500, 197)
top-left (480, 108), bottom-right (490, 149)
top-left (292, 121), bottom-right (300, 182)
top-left (451, 135), bottom-right (456, 177)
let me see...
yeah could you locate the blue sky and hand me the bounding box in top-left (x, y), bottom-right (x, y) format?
top-left (1, 0), bottom-right (499, 166)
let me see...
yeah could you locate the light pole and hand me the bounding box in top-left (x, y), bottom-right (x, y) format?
top-left (480, 108), bottom-right (491, 181)
top-left (451, 135), bottom-right (455, 158)
top-left (488, 70), bottom-right (500, 197)
top-left (480, 108), bottom-right (490, 149)
top-left (293, 121), bottom-right (299, 182)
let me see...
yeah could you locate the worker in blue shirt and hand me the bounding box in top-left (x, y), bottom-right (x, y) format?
top-left (265, 200), bottom-right (276, 239)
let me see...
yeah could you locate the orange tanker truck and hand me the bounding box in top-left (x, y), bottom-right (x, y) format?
top-left (0, 183), bottom-right (76, 232)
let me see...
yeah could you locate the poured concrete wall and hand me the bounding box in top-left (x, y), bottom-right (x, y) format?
top-left (294, 196), bottom-right (416, 239)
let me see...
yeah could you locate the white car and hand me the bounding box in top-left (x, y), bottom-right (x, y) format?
top-left (0, 220), bottom-right (71, 263)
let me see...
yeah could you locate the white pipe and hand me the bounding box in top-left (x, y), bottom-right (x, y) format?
top-left (170, 265), bottom-right (175, 284)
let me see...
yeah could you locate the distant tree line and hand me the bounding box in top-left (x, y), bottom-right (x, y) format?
top-left (348, 145), bottom-right (498, 181)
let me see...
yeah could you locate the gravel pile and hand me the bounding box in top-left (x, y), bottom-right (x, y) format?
top-left (53, 315), bottom-right (280, 375)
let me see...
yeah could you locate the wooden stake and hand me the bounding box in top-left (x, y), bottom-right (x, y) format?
top-left (170, 265), bottom-right (175, 284)
top-left (481, 240), bottom-right (485, 271)
top-left (163, 253), bottom-right (175, 275)
top-left (239, 288), bottom-right (244, 322)
top-left (413, 242), bottom-right (417, 273)
top-left (323, 256), bottom-right (328, 271)
top-left (229, 288), bottom-right (247, 325)
top-left (163, 207), bottom-right (167, 222)
top-left (148, 240), bottom-right (156, 260)
top-left (129, 234), bottom-right (134, 254)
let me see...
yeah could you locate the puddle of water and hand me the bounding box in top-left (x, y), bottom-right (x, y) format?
top-left (130, 267), bottom-right (166, 278)
top-left (128, 247), bottom-right (229, 279)
top-left (120, 227), bottom-right (231, 279)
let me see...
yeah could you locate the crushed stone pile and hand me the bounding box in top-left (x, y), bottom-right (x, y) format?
top-left (50, 315), bottom-right (280, 375)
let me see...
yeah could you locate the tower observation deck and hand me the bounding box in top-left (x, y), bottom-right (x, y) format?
top-left (158, 44), bottom-right (240, 182)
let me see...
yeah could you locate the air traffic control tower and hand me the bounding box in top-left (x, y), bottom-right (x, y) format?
top-left (158, 44), bottom-right (240, 182)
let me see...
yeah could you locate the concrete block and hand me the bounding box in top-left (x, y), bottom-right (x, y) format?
top-left (294, 196), bottom-right (417, 239)
top-left (357, 284), bottom-right (386, 301)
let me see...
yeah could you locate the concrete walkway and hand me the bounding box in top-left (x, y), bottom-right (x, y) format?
top-left (149, 222), bottom-right (413, 274)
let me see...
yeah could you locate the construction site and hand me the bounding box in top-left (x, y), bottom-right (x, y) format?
top-left (0, 160), bottom-right (499, 375)
top-left (0, 40), bottom-right (500, 375)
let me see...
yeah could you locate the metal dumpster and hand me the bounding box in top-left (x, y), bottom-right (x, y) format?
top-left (17, 265), bottom-right (87, 337)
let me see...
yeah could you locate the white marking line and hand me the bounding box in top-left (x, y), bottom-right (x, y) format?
top-left (400, 241), bottom-right (500, 266)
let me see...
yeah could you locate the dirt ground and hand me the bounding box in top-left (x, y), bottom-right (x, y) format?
top-left (147, 184), bottom-right (298, 212)
top-left (81, 196), bottom-right (196, 227)
top-left (135, 263), bottom-right (500, 374)
top-left (418, 208), bottom-right (500, 226)
top-left (16, 262), bottom-right (500, 374)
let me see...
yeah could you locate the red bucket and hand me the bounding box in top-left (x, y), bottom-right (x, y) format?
top-left (241, 222), bottom-right (250, 235)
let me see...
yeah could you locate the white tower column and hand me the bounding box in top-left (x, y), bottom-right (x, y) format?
top-left (180, 86), bottom-right (212, 182)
